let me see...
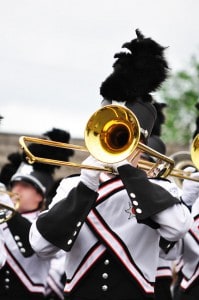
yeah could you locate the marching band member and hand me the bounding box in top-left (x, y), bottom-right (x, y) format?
top-left (0, 128), bottom-right (74, 300)
top-left (0, 183), bottom-right (13, 269)
top-left (0, 115), bottom-right (12, 269)
top-left (29, 30), bottom-right (193, 300)
top-left (173, 196), bottom-right (199, 300)
top-left (161, 170), bottom-right (199, 300)
top-left (172, 104), bottom-right (199, 300)
top-left (0, 161), bottom-right (53, 300)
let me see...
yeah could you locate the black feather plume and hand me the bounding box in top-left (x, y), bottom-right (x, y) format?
top-left (43, 128), bottom-right (71, 143)
top-left (0, 152), bottom-right (22, 187)
top-left (100, 28), bottom-right (169, 103)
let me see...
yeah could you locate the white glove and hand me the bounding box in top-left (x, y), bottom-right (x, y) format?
top-left (181, 167), bottom-right (199, 206)
top-left (80, 156), bottom-right (103, 191)
top-left (0, 192), bottom-right (14, 208)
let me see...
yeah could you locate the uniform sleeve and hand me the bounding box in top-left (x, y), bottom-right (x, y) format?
top-left (117, 164), bottom-right (180, 220)
top-left (153, 203), bottom-right (193, 241)
top-left (117, 165), bottom-right (193, 245)
top-left (29, 221), bottom-right (60, 258)
top-left (7, 212), bottom-right (34, 257)
top-left (34, 181), bottom-right (98, 251)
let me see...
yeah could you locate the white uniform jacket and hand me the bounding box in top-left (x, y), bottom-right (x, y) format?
top-left (45, 250), bottom-right (65, 299)
top-left (30, 165), bottom-right (192, 297)
top-left (0, 210), bottom-right (51, 295)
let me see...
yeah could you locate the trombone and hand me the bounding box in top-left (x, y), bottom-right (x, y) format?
top-left (139, 136), bottom-right (199, 185)
top-left (19, 105), bottom-right (175, 176)
top-left (138, 159), bottom-right (199, 183)
top-left (168, 151), bottom-right (197, 187)
top-left (0, 190), bottom-right (20, 223)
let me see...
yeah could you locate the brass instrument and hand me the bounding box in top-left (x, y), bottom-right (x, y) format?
top-left (168, 151), bottom-right (196, 187)
top-left (166, 137), bottom-right (199, 187)
top-left (191, 133), bottom-right (199, 169)
top-left (19, 105), bottom-right (174, 176)
top-left (0, 190), bottom-right (20, 223)
top-left (138, 157), bottom-right (199, 184)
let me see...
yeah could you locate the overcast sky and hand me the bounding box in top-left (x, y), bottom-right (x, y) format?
top-left (0, 0), bottom-right (199, 139)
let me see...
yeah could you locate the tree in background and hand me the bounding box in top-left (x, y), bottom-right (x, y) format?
top-left (159, 55), bottom-right (199, 146)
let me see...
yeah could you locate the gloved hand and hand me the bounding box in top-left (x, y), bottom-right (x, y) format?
top-left (0, 191), bottom-right (14, 208)
top-left (181, 166), bottom-right (199, 207)
top-left (80, 156), bottom-right (103, 191)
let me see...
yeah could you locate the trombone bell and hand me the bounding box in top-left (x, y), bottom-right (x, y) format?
top-left (85, 105), bottom-right (140, 163)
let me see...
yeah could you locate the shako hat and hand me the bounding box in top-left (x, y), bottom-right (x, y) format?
top-left (151, 102), bottom-right (167, 137)
top-left (143, 101), bottom-right (167, 161)
top-left (148, 135), bottom-right (166, 155)
top-left (10, 162), bottom-right (51, 196)
top-left (10, 128), bottom-right (74, 197)
top-left (100, 29), bottom-right (169, 142)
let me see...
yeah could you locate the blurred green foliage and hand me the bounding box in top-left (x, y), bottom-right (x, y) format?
top-left (159, 55), bottom-right (199, 146)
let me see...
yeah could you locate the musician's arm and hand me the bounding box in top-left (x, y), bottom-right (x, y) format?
top-left (117, 164), bottom-right (193, 241)
top-left (30, 156), bottom-right (101, 255)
